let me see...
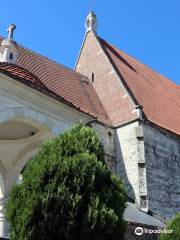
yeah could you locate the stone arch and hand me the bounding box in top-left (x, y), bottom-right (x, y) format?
top-left (0, 106), bottom-right (55, 131)
top-left (5, 142), bottom-right (44, 195)
top-left (0, 106), bottom-right (67, 238)
top-left (12, 140), bottom-right (44, 167)
top-left (0, 107), bottom-right (56, 196)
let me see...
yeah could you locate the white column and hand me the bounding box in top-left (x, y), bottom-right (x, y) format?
top-left (0, 198), bottom-right (9, 239)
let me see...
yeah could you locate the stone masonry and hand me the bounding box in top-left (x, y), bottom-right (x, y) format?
top-left (143, 123), bottom-right (180, 220)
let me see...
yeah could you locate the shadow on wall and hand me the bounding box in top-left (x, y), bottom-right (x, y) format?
top-left (115, 131), bottom-right (136, 201)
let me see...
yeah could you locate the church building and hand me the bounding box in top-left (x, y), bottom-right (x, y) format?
top-left (0, 12), bottom-right (179, 239)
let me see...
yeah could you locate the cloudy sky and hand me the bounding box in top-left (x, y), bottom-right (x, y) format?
top-left (0, 0), bottom-right (179, 84)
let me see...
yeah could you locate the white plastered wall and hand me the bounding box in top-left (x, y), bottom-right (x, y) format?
top-left (0, 73), bottom-right (96, 238)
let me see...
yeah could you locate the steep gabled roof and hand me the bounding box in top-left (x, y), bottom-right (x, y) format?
top-left (0, 37), bottom-right (110, 124)
top-left (100, 37), bottom-right (180, 135)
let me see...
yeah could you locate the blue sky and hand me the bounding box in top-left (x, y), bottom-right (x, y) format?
top-left (0, 0), bottom-right (179, 84)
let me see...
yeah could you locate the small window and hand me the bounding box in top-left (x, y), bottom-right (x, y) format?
top-left (108, 131), bottom-right (112, 137)
top-left (92, 72), bottom-right (94, 82)
top-left (9, 52), bottom-right (13, 60)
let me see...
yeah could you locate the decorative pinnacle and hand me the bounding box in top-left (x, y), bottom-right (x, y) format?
top-left (85, 11), bottom-right (97, 33)
top-left (7, 24), bottom-right (16, 40)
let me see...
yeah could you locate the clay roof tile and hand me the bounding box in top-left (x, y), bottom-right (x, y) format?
top-left (0, 37), bottom-right (110, 124)
top-left (100, 37), bottom-right (180, 135)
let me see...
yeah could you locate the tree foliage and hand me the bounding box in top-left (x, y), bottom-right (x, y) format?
top-left (6, 124), bottom-right (127, 240)
top-left (160, 213), bottom-right (180, 240)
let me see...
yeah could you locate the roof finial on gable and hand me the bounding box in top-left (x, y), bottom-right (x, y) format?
top-left (7, 24), bottom-right (16, 40)
top-left (85, 11), bottom-right (97, 34)
top-left (0, 23), bottom-right (19, 64)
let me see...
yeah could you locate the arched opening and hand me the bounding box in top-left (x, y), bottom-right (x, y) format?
top-left (0, 108), bottom-right (57, 238)
top-left (0, 121), bottom-right (38, 140)
top-left (0, 109), bottom-right (55, 195)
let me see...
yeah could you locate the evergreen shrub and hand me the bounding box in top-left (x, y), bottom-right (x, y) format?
top-left (6, 124), bottom-right (127, 240)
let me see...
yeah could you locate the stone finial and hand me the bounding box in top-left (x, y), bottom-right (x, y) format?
top-left (0, 23), bottom-right (19, 64)
top-left (7, 24), bottom-right (16, 40)
top-left (85, 11), bottom-right (97, 33)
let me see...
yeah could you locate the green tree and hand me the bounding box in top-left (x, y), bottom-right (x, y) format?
top-left (6, 124), bottom-right (127, 240)
top-left (160, 213), bottom-right (180, 240)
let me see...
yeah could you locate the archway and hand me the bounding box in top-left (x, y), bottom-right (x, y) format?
top-left (0, 107), bottom-right (56, 238)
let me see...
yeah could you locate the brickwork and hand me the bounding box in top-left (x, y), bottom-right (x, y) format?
top-left (0, 21), bottom-right (179, 238)
top-left (76, 32), bottom-right (138, 126)
top-left (76, 30), bottom-right (180, 222)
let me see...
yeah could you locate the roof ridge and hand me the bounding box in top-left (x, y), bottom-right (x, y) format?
top-left (99, 37), bottom-right (137, 73)
top-left (98, 36), bottom-right (139, 107)
top-left (0, 36), bottom-right (90, 81)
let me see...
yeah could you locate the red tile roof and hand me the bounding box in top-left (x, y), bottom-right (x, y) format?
top-left (0, 63), bottom-right (45, 87)
top-left (0, 37), bottom-right (110, 124)
top-left (100, 38), bottom-right (180, 135)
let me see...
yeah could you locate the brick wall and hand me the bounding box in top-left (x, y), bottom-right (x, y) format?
top-left (76, 32), bottom-right (138, 126)
top-left (77, 30), bottom-right (180, 222)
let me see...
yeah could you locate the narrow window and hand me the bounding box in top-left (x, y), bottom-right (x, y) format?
top-left (9, 52), bottom-right (13, 60)
top-left (92, 72), bottom-right (94, 82)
